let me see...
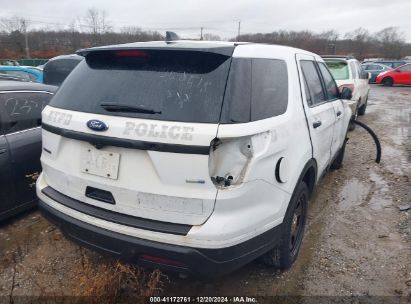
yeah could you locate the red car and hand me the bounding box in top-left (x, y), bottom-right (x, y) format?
top-left (376, 63), bottom-right (411, 86)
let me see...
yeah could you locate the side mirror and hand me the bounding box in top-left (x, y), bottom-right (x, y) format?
top-left (395, 69), bottom-right (401, 73)
top-left (340, 87), bottom-right (353, 100)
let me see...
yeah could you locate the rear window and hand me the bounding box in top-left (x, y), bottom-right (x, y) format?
top-left (324, 60), bottom-right (349, 80)
top-left (43, 58), bottom-right (82, 86)
top-left (50, 50), bottom-right (231, 123)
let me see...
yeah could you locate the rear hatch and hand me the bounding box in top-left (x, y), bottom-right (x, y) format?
top-left (41, 47), bottom-right (233, 225)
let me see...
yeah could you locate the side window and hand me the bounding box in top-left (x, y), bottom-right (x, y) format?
top-left (0, 92), bottom-right (53, 134)
top-left (373, 65), bottom-right (383, 71)
top-left (349, 62), bottom-right (358, 79)
top-left (3, 70), bottom-right (31, 80)
top-left (364, 65), bottom-right (380, 71)
top-left (356, 62), bottom-right (368, 79)
top-left (318, 63), bottom-right (339, 100)
top-left (221, 58), bottom-right (252, 123)
top-left (300, 60), bottom-right (326, 106)
top-left (221, 58), bottom-right (288, 122)
top-left (251, 59), bottom-right (288, 120)
top-left (399, 65), bottom-right (411, 72)
top-left (43, 59), bottom-right (81, 86)
top-left (27, 72), bottom-right (38, 81)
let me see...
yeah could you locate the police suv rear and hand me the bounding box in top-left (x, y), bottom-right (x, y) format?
top-left (37, 40), bottom-right (352, 276)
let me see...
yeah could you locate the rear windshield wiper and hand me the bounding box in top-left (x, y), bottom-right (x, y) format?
top-left (100, 102), bottom-right (162, 114)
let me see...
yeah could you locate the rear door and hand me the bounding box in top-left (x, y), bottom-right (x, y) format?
top-left (317, 62), bottom-right (347, 158)
top-left (296, 54), bottom-right (336, 176)
top-left (40, 49), bottom-right (233, 225)
top-left (2, 91), bottom-right (53, 207)
top-left (0, 130), bottom-right (15, 217)
top-left (396, 64), bottom-right (411, 84)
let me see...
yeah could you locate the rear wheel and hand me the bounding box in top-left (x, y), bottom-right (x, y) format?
top-left (348, 102), bottom-right (359, 131)
top-left (261, 182), bottom-right (308, 269)
top-left (358, 95), bottom-right (368, 116)
top-left (382, 77), bottom-right (393, 86)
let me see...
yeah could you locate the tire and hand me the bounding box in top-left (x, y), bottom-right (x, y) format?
top-left (382, 77), bottom-right (393, 86)
top-left (358, 95), bottom-right (368, 116)
top-left (261, 182), bottom-right (308, 269)
top-left (348, 102), bottom-right (359, 131)
top-left (330, 134), bottom-right (348, 170)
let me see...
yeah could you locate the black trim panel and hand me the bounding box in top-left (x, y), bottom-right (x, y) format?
top-left (41, 123), bottom-right (210, 155)
top-left (39, 199), bottom-right (283, 277)
top-left (41, 186), bottom-right (192, 236)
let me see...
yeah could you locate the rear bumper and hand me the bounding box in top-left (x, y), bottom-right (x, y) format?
top-left (39, 199), bottom-right (283, 277)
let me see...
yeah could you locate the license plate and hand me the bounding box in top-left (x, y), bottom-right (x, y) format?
top-left (81, 147), bottom-right (120, 179)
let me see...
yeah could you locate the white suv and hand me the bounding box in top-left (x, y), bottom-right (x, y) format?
top-left (323, 56), bottom-right (370, 127)
top-left (37, 41), bottom-right (352, 277)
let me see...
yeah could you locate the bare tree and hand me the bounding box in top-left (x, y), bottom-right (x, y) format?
top-left (344, 28), bottom-right (372, 58)
top-left (0, 16), bottom-right (30, 58)
top-left (83, 8), bottom-right (112, 34)
top-left (0, 16), bottom-right (28, 33)
top-left (375, 27), bottom-right (405, 59)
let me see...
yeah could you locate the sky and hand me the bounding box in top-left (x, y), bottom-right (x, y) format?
top-left (1, 0), bottom-right (411, 41)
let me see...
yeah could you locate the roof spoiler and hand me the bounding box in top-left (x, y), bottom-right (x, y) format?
top-left (322, 55), bottom-right (355, 60)
top-left (165, 31), bottom-right (180, 42)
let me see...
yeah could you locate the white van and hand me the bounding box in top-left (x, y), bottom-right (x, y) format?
top-left (37, 40), bottom-right (352, 277)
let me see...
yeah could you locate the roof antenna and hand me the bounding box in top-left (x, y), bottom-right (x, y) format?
top-left (165, 31), bottom-right (180, 42)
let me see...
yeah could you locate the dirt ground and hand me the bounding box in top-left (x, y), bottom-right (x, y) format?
top-left (0, 85), bottom-right (410, 302)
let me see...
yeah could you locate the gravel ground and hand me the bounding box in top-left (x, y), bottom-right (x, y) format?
top-left (0, 85), bottom-right (410, 302)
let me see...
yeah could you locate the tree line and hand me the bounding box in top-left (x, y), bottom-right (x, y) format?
top-left (0, 9), bottom-right (409, 60)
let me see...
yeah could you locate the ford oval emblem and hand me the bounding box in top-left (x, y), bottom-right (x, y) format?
top-left (87, 119), bottom-right (108, 132)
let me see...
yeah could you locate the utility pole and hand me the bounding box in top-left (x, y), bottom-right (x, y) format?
top-left (200, 27), bottom-right (203, 40)
top-left (22, 19), bottom-right (30, 59)
top-left (237, 21), bottom-right (241, 41)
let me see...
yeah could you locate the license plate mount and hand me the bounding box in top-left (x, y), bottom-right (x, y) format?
top-left (81, 147), bottom-right (120, 180)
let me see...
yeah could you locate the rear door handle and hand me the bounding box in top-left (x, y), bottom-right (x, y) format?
top-left (337, 111), bottom-right (342, 117)
top-left (0, 148), bottom-right (6, 155)
top-left (313, 121), bottom-right (322, 128)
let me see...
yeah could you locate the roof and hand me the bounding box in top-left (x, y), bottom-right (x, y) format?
top-left (47, 54), bottom-right (84, 62)
top-left (77, 40), bottom-right (238, 56)
top-left (322, 55), bottom-right (356, 60)
top-left (76, 40), bottom-right (323, 60)
top-left (0, 81), bottom-right (57, 93)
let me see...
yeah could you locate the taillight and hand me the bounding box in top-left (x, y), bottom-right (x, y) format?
top-left (338, 84), bottom-right (354, 94)
top-left (114, 50), bottom-right (148, 57)
top-left (209, 132), bottom-right (270, 188)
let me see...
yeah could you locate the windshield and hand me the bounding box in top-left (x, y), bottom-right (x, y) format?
top-left (50, 50), bottom-right (231, 123)
top-left (324, 60), bottom-right (349, 80)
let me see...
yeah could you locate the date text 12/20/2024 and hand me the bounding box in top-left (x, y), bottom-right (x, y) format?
top-left (149, 297), bottom-right (257, 303)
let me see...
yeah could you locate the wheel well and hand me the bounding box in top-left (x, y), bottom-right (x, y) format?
top-left (302, 166), bottom-right (316, 198)
top-left (383, 76), bottom-right (393, 82)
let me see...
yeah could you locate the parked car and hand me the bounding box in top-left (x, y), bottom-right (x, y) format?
top-left (43, 54), bottom-right (83, 86)
top-left (0, 74), bottom-right (29, 82)
top-left (373, 60), bottom-right (407, 69)
top-left (0, 81), bottom-right (57, 221)
top-left (361, 63), bottom-right (392, 83)
top-left (376, 63), bottom-right (411, 86)
top-left (37, 40), bottom-right (352, 277)
top-left (323, 56), bottom-right (370, 129)
top-left (0, 66), bottom-right (43, 83)
top-left (0, 59), bottom-right (19, 66)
